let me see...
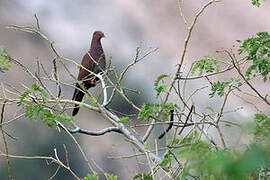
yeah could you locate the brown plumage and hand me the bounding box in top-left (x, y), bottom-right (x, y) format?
top-left (72, 31), bottom-right (106, 116)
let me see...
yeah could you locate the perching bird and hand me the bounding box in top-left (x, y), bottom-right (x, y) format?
top-left (72, 31), bottom-right (106, 116)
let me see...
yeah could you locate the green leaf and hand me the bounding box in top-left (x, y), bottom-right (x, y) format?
top-left (225, 144), bottom-right (268, 179)
top-left (138, 103), bottom-right (159, 121)
top-left (205, 106), bottom-right (214, 113)
top-left (238, 32), bottom-right (270, 81)
top-left (167, 138), bottom-right (181, 145)
top-left (155, 85), bottom-right (166, 98)
top-left (224, 123), bottom-right (232, 127)
top-left (154, 74), bottom-right (168, 98)
top-left (25, 103), bottom-right (43, 122)
top-left (56, 114), bottom-right (74, 122)
top-left (133, 173), bottom-right (153, 180)
top-left (143, 142), bottom-right (148, 149)
top-left (32, 83), bottom-right (49, 103)
top-left (209, 78), bottom-right (239, 98)
top-left (252, 0), bottom-right (261, 7)
top-left (138, 102), bottom-right (177, 121)
top-left (83, 171), bottom-right (99, 180)
top-left (118, 117), bottom-right (130, 123)
top-left (0, 46), bottom-right (11, 73)
top-left (209, 81), bottom-right (228, 98)
top-left (107, 174), bottom-right (117, 180)
top-left (85, 95), bottom-right (98, 107)
top-left (253, 113), bottom-right (270, 141)
top-left (177, 140), bottom-right (211, 161)
top-left (17, 89), bottom-right (31, 106)
top-left (160, 157), bottom-right (172, 166)
top-left (25, 103), bottom-right (74, 128)
top-left (154, 74), bottom-right (168, 87)
top-left (192, 55), bottom-right (221, 75)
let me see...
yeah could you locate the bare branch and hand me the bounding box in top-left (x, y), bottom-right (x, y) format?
top-left (0, 152), bottom-right (80, 179)
top-left (62, 124), bottom-right (122, 136)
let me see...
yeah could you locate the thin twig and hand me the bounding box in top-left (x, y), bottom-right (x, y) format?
top-left (0, 153), bottom-right (80, 179)
top-left (179, 105), bottom-right (194, 135)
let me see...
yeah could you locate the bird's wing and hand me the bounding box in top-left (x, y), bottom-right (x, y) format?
top-left (78, 53), bottom-right (95, 82)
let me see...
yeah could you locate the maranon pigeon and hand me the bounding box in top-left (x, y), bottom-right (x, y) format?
top-left (72, 31), bottom-right (106, 116)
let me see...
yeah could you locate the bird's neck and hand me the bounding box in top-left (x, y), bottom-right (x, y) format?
top-left (90, 38), bottom-right (102, 51)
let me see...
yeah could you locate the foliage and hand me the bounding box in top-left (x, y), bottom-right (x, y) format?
top-left (157, 120), bottom-right (270, 179)
top-left (143, 141), bottom-right (148, 149)
top-left (238, 32), bottom-right (270, 82)
top-left (24, 103), bottom-right (74, 127)
top-left (154, 74), bottom-right (168, 98)
top-left (83, 172), bottom-right (117, 180)
top-left (17, 83), bottom-right (49, 106)
top-left (32, 83), bottom-right (49, 103)
top-left (133, 173), bottom-right (153, 180)
top-left (84, 172), bottom-right (99, 180)
top-left (254, 113), bottom-right (270, 142)
top-left (18, 83), bottom-right (74, 127)
top-left (118, 116), bottom-right (130, 123)
top-left (160, 156), bottom-right (172, 167)
top-left (138, 102), bottom-right (177, 121)
top-left (85, 95), bottom-right (98, 107)
top-left (252, 0), bottom-right (261, 7)
top-left (0, 46), bottom-right (11, 73)
top-left (106, 173), bottom-right (118, 180)
top-left (17, 89), bottom-right (31, 106)
top-left (210, 81), bottom-right (230, 98)
top-left (191, 54), bottom-right (220, 76)
top-left (209, 78), bottom-right (240, 98)
top-left (170, 130), bottom-right (270, 180)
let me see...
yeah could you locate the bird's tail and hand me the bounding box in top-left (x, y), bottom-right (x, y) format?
top-left (72, 86), bottom-right (85, 116)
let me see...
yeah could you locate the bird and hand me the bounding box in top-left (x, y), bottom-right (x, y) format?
top-left (72, 31), bottom-right (106, 116)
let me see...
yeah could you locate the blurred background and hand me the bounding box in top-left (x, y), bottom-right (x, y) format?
top-left (0, 0), bottom-right (270, 179)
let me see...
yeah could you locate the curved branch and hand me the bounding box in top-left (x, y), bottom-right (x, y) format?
top-left (64, 125), bottom-right (122, 136)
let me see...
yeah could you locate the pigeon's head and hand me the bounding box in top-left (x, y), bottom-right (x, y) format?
top-left (93, 31), bottom-right (105, 39)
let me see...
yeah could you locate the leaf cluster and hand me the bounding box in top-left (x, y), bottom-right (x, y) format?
top-left (138, 102), bottom-right (177, 121)
top-left (191, 54), bottom-right (220, 76)
top-left (252, 0), bottom-right (261, 7)
top-left (254, 113), bottom-right (270, 142)
top-left (83, 171), bottom-right (117, 180)
top-left (166, 132), bottom-right (269, 180)
top-left (154, 74), bottom-right (168, 98)
top-left (209, 78), bottom-right (240, 98)
top-left (133, 173), bottom-right (153, 180)
top-left (18, 83), bottom-right (74, 127)
top-left (238, 32), bottom-right (270, 82)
